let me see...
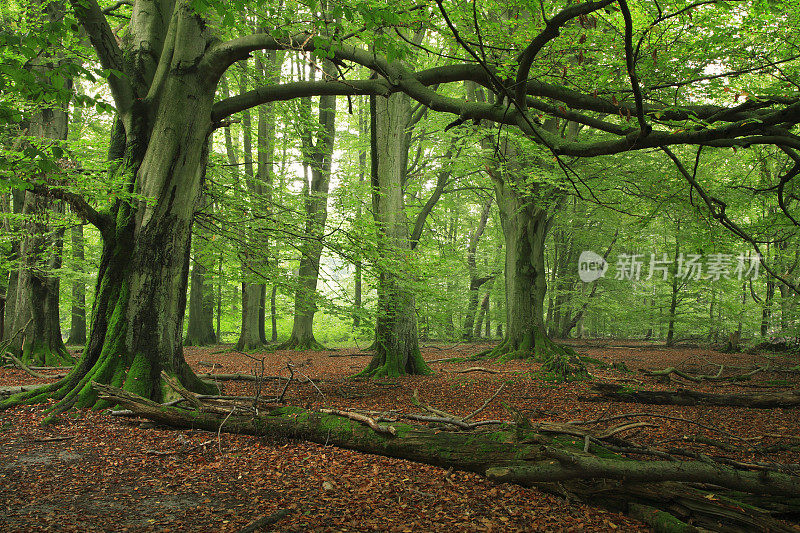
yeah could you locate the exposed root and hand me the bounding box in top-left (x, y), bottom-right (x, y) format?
top-left (276, 335), bottom-right (325, 351)
top-left (481, 331), bottom-right (587, 379)
top-left (353, 346), bottom-right (432, 378)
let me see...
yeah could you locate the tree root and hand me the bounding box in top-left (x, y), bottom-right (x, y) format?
top-left (275, 336), bottom-right (325, 351)
top-left (477, 333), bottom-right (587, 379)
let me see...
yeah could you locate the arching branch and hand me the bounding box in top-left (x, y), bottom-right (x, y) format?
top-left (68, 0), bottom-right (133, 114)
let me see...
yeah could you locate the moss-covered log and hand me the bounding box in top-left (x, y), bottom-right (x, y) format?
top-left (94, 382), bottom-right (799, 532)
top-left (591, 382), bottom-right (800, 408)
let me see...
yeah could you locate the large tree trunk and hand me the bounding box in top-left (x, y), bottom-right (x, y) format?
top-left (1, 189), bottom-right (24, 341)
top-left (357, 93), bottom-right (430, 377)
top-left (282, 59), bottom-right (336, 351)
top-left (484, 169), bottom-right (581, 374)
top-left (2, 8), bottom-right (220, 411)
top-left (66, 223), bottom-right (87, 345)
top-left (7, 0), bottom-right (71, 365)
top-left (11, 195), bottom-right (70, 366)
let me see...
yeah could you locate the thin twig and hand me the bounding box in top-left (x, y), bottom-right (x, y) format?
top-left (217, 407), bottom-right (236, 453)
top-left (463, 382), bottom-right (507, 422)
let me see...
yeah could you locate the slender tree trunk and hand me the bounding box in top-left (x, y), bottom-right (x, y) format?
top-left (473, 290), bottom-right (491, 339)
top-left (216, 250), bottom-right (222, 342)
top-left (462, 199), bottom-right (492, 339)
top-left (282, 58), bottom-right (337, 350)
top-left (270, 285), bottom-right (278, 342)
top-left (357, 92), bottom-right (430, 377)
top-left (66, 223), bottom-right (87, 345)
top-left (353, 99), bottom-right (367, 329)
top-left (666, 232), bottom-right (680, 347)
top-left (185, 236), bottom-right (216, 346)
top-left (234, 67), bottom-right (266, 351)
top-left (761, 277), bottom-right (774, 337)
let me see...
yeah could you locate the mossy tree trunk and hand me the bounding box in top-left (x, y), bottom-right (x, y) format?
top-left (98, 383), bottom-right (800, 532)
top-left (282, 58), bottom-right (336, 351)
top-left (482, 139), bottom-right (581, 375)
top-left (3, 0), bottom-right (227, 412)
top-left (357, 92), bottom-right (430, 377)
top-left (11, 195), bottom-right (71, 366)
top-left (10, 6), bottom-right (72, 365)
top-left (1, 189), bottom-right (24, 341)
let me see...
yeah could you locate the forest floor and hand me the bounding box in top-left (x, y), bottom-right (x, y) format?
top-left (1, 340), bottom-right (799, 532)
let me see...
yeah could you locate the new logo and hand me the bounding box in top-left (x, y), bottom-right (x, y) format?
top-left (578, 251), bottom-right (608, 282)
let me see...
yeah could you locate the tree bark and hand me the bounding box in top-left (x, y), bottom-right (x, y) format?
top-left (66, 223), bottom-right (87, 345)
top-left (357, 92), bottom-right (430, 377)
top-left (282, 58), bottom-right (336, 351)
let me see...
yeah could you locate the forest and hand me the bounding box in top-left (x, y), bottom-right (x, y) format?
top-left (1, 0), bottom-right (800, 530)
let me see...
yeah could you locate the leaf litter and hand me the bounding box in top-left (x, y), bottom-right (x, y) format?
top-left (1, 340), bottom-right (799, 532)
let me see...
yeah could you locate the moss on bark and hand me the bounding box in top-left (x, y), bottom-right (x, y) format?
top-left (276, 334), bottom-right (325, 351)
top-left (354, 344), bottom-right (431, 378)
top-left (20, 340), bottom-right (72, 367)
top-left (480, 329), bottom-right (586, 379)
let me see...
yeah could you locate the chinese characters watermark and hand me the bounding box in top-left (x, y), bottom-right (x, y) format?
top-left (578, 252), bottom-right (760, 282)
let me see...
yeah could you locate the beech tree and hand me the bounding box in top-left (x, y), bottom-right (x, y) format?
top-left (1, 0), bottom-right (799, 411)
top-left (281, 56), bottom-right (337, 351)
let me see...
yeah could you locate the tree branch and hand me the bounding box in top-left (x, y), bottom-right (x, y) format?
top-left (68, 0), bottom-right (133, 113)
top-left (515, 0), bottom-right (616, 111)
top-left (618, 0), bottom-right (650, 135)
top-left (409, 145), bottom-right (459, 249)
top-left (28, 183), bottom-right (113, 237)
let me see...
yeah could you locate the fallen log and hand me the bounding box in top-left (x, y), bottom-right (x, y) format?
top-left (92, 382), bottom-right (800, 532)
top-left (198, 372), bottom-right (321, 383)
top-left (590, 382), bottom-right (800, 408)
top-left (641, 365), bottom-right (766, 383)
top-left (2, 354), bottom-right (69, 379)
top-left (0, 384), bottom-right (51, 397)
